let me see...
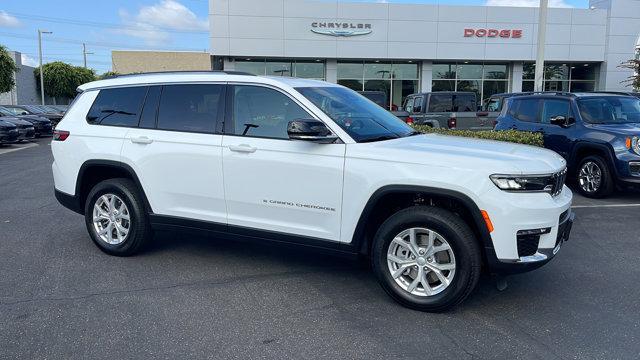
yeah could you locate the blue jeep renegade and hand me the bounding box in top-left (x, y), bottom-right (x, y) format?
top-left (496, 92), bottom-right (640, 198)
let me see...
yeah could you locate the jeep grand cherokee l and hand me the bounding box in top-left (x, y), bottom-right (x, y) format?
top-left (52, 72), bottom-right (574, 311)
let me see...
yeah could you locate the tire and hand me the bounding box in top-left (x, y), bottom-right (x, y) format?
top-left (371, 206), bottom-right (481, 312)
top-left (84, 178), bottom-right (152, 256)
top-left (576, 155), bottom-right (614, 198)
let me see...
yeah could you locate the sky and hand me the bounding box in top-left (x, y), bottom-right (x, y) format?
top-left (0, 0), bottom-right (590, 74)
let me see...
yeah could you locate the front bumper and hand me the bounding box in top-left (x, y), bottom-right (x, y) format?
top-left (16, 127), bottom-right (35, 140)
top-left (0, 130), bottom-right (19, 144)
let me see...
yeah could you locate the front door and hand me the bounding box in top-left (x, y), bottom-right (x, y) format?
top-left (222, 84), bottom-right (345, 241)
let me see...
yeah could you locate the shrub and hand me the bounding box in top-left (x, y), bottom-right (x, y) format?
top-left (412, 125), bottom-right (544, 147)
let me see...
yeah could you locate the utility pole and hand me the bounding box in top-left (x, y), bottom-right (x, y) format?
top-left (82, 43), bottom-right (93, 69)
top-left (534, 0), bottom-right (549, 92)
top-left (38, 29), bottom-right (52, 105)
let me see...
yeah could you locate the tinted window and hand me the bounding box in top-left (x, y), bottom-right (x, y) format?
top-left (511, 99), bottom-right (539, 123)
top-left (413, 96), bottom-right (423, 113)
top-left (485, 97), bottom-right (501, 112)
top-left (86, 87), bottom-right (146, 126)
top-left (232, 85), bottom-right (310, 139)
top-left (453, 94), bottom-right (476, 111)
top-left (138, 86), bottom-right (161, 129)
top-left (404, 97), bottom-right (414, 112)
top-left (429, 94), bottom-right (453, 112)
top-left (541, 99), bottom-right (570, 124)
top-left (577, 96), bottom-right (640, 124)
top-left (157, 84), bottom-right (224, 133)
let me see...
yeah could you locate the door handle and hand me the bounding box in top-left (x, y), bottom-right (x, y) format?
top-left (131, 136), bottom-right (153, 144)
top-left (228, 144), bottom-right (257, 153)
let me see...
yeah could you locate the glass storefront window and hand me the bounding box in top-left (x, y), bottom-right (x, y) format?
top-left (364, 62), bottom-right (392, 79)
top-left (392, 63), bottom-right (419, 79)
top-left (544, 81), bottom-right (570, 92)
top-left (432, 80), bottom-right (456, 92)
top-left (235, 60), bottom-right (267, 75)
top-left (483, 80), bottom-right (508, 99)
top-left (456, 80), bottom-right (481, 100)
top-left (433, 64), bottom-right (456, 79)
top-left (570, 64), bottom-right (596, 80)
top-left (295, 61), bottom-right (324, 79)
top-left (544, 64), bottom-right (570, 80)
top-left (484, 64), bottom-right (508, 79)
top-left (337, 62), bottom-right (363, 79)
top-left (338, 79), bottom-right (363, 92)
top-left (456, 63), bottom-right (483, 80)
top-left (570, 81), bottom-right (596, 92)
top-left (522, 62), bottom-right (598, 92)
top-left (266, 61), bottom-right (292, 77)
top-left (523, 63), bottom-right (535, 80)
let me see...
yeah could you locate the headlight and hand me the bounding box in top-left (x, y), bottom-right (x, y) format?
top-left (631, 136), bottom-right (640, 155)
top-left (490, 174), bottom-right (553, 192)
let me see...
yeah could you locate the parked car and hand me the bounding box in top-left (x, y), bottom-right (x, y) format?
top-left (49, 105), bottom-right (69, 113)
top-left (52, 72), bottom-right (573, 312)
top-left (0, 106), bottom-right (53, 137)
top-left (495, 92), bottom-right (640, 198)
top-left (0, 116), bottom-right (35, 142)
top-left (395, 92), bottom-right (496, 130)
top-left (4, 105), bottom-right (63, 127)
top-left (0, 119), bottom-right (19, 145)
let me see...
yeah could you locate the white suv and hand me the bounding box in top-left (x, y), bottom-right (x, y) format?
top-left (52, 72), bottom-right (574, 311)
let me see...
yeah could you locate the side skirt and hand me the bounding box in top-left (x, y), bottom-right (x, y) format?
top-left (148, 214), bottom-right (361, 258)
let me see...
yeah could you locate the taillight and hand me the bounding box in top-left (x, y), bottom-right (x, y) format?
top-left (448, 117), bottom-right (457, 129)
top-left (406, 116), bottom-right (414, 125)
top-left (53, 130), bottom-right (70, 141)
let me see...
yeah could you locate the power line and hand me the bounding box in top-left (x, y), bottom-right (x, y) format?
top-left (7, 11), bottom-right (209, 35)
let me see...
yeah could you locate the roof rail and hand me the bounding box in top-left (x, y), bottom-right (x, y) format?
top-left (104, 70), bottom-right (256, 79)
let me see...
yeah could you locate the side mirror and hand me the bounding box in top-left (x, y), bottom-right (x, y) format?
top-left (20, 111), bottom-right (28, 115)
top-left (550, 115), bottom-right (573, 128)
top-left (287, 119), bottom-right (338, 144)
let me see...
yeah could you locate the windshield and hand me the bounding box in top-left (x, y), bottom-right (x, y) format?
top-left (577, 96), bottom-right (640, 124)
top-left (22, 105), bottom-right (45, 114)
top-left (296, 86), bottom-right (415, 142)
top-left (0, 106), bottom-right (14, 116)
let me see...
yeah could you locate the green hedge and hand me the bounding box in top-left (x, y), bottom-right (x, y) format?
top-left (413, 126), bottom-right (544, 147)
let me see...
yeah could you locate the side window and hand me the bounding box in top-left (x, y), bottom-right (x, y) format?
top-left (413, 96), bottom-right (423, 113)
top-left (157, 84), bottom-right (224, 133)
top-left (486, 97), bottom-right (501, 112)
top-left (453, 94), bottom-right (476, 112)
top-left (404, 97), bottom-right (414, 112)
top-left (138, 86), bottom-right (161, 129)
top-left (231, 85), bottom-right (311, 139)
top-left (511, 99), bottom-right (540, 123)
top-left (86, 87), bottom-right (147, 126)
top-left (428, 94), bottom-right (453, 112)
top-left (541, 99), bottom-right (570, 124)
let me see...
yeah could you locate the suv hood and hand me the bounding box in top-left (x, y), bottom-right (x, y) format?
top-left (16, 114), bottom-right (51, 123)
top-left (347, 134), bottom-right (566, 175)
top-left (1, 117), bottom-right (34, 126)
top-left (0, 119), bottom-right (17, 129)
top-left (586, 123), bottom-right (640, 136)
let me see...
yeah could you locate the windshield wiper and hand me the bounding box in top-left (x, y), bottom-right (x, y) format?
top-left (359, 135), bottom-right (399, 143)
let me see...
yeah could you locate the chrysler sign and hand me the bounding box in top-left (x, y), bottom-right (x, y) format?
top-left (464, 28), bottom-right (523, 38)
top-left (311, 22), bottom-right (372, 37)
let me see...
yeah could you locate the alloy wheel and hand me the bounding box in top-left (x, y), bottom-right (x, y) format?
top-left (92, 193), bottom-right (131, 245)
top-left (578, 161), bottom-right (602, 194)
top-left (386, 227), bottom-right (456, 297)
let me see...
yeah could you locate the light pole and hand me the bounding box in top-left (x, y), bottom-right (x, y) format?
top-left (534, 0), bottom-right (549, 92)
top-left (38, 29), bottom-right (52, 105)
top-left (82, 43), bottom-right (94, 69)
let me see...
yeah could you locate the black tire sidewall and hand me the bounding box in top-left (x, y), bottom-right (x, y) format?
top-left (576, 156), bottom-right (613, 198)
top-left (84, 179), bottom-right (147, 256)
top-left (372, 207), bottom-right (480, 311)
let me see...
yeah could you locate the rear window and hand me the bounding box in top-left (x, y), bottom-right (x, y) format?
top-left (156, 84), bottom-right (224, 134)
top-left (453, 94), bottom-right (476, 111)
top-left (86, 87), bottom-right (147, 126)
top-left (429, 94), bottom-right (453, 112)
top-left (509, 98), bottom-right (539, 123)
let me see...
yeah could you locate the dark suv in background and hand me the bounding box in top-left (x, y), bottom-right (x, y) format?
top-left (0, 106), bottom-right (53, 137)
top-left (496, 92), bottom-right (640, 198)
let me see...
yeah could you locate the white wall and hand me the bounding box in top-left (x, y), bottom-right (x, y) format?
top-left (210, 0), bottom-right (608, 62)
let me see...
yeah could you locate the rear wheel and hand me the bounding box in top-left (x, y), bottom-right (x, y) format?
top-left (84, 178), bottom-right (152, 256)
top-left (371, 206), bottom-right (481, 312)
top-left (576, 155), bottom-right (614, 198)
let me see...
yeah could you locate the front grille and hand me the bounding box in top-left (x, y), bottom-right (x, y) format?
top-left (517, 234), bottom-right (540, 257)
top-left (631, 162), bottom-right (640, 177)
top-left (550, 168), bottom-right (567, 197)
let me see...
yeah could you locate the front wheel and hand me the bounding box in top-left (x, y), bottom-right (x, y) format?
top-left (371, 206), bottom-right (481, 312)
top-left (576, 156), bottom-right (614, 198)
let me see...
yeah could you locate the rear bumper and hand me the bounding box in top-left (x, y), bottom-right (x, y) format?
top-left (55, 189), bottom-right (83, 214)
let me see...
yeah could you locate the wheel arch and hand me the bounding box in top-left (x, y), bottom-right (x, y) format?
top-left (570, 142), bottom-right (617, 175)
top-left (76, 160), bottom-right (152, 215)
top-left (351, 185), bottom-right (493, 262)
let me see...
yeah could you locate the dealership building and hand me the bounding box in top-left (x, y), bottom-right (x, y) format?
top-left (209, 0), bottom-right (640, 108)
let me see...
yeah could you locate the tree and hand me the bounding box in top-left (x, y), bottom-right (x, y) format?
top-left (98, 71), bottom-right (119, 80)
top-left (0, 44), bottom-right (19, 93)
top-left (619, 59), bottom-right (640, 91)
top-left (34, 61), bottom-right (97, 99)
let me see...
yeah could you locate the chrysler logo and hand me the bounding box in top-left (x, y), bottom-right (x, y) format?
top-left (311, 22), bottom-right (372, 37)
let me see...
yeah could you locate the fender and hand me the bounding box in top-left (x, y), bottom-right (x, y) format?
top-left (75, 159), bottom-right (153, 214)
top-left (350, 185), bottom-right (494, 256)
top-left (569, 141), bottom-right (618, 175)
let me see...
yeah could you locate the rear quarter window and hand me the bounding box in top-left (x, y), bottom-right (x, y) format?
top-left (86, 87), bottom-right (147, 127)
top-left (509, 98), bottom-right (540, 123)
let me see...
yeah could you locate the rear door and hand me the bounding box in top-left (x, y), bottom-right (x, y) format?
top-left (121, 83), bottom-right (228, 224)
top-left (221, 84), bottom-right (345, 241)
top-left (538, 98), bottom-right (574, 159)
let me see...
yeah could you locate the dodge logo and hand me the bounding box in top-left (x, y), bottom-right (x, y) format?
top-left (464, 28), bottom-right (522, 38)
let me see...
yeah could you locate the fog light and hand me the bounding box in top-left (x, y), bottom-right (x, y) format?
top-left (517, 228), bottom-right (551, 236)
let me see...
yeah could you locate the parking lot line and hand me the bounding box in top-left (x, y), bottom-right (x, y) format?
top-left (0, 142), bottom-right (39, 155)
top-left (572, 203), bottom-right (640, 208)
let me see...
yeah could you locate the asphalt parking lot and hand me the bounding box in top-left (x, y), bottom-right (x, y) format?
top-left (1, 138), bottom-right (639, 359)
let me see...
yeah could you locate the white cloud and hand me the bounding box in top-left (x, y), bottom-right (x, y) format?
top-left (116, 0), bottom-right (207, 45)
top-left (485, 0), bottom-right (573, 8)
top-left (21, 54), bottom-right (38, 67)
top-left (0, 10), bottom-right (21, 27)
